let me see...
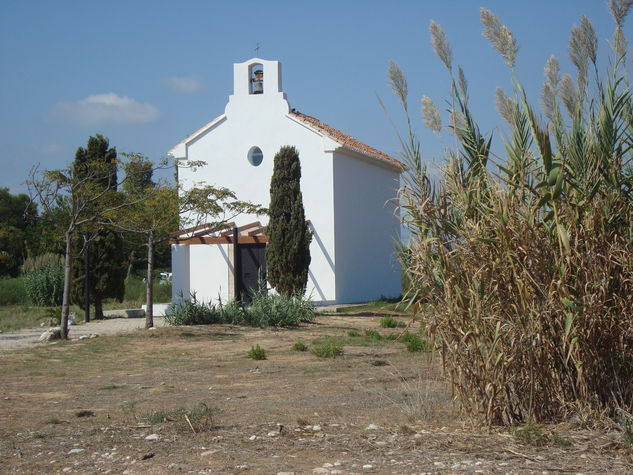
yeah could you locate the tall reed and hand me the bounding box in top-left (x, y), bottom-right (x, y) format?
top-left (393, 2), bottom-right (633, 426)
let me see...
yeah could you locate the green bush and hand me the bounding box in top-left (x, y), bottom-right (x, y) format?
top-left (241, 282), bottom-right (315, 328)
top-left (248, 344), bottom-right (267, 360)
top-left (165, 287), bottom-right (313, 329)
top-left (402, 332), bottom-right (427, 352)
top-left (22, 254), bottom-right (64, 306)
top-left (0, 277), bottom-right (28, 305)
top-left (364, 329), bottom-right (382, 340)
top-left (310, 340), bottom-right (343, 358)
top-left (292, 339), bottom-right (308, 352)
top-left (347, 329), bottom-right (360, 337)
top-left (164, 292), bottom-right (227, 325)
top-left (380, 316), bottom-right (406, 328)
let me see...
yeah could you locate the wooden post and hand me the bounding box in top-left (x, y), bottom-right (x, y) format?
top-left (84, 236), bottom-right (90, 323)
top-left (233, 226), bottom-right (239, 301)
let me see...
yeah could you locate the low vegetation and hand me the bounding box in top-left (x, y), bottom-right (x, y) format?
top-left (310, 340), bottom-right (343, 358)
top-left (247, 344), bottom-right (267, 360)
top-left (0, 274), bottom-right (171, 332)
top-left (141, 402), bottom-right (216, 432)
top-left (165, 286), bottom-right (315, 328)
top-left (292, 339), bottom-right (308, 352)
top-left (379, 316), bottom-right (406, 328)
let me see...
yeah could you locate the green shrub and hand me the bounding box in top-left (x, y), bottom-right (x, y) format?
top-left (620, 412), bottom-right (633, 446)
top-left (512, 420), bottom-right (547, 446)
top-left (164, 292), bottom-right (226, 325)
top-left (403, 333), bottom-right (427, 352)
top-left (248, 344), bottom-right (267, 360)
top-left (292, 339), bottom-right (308, 352)
top-left (242, 283), bottom-right (315, 328)
top-left (311, 340), bottom-right (343, 358)
top-left (165, 285), bottom-right (315, 329)
top-left (347, 329), bottom-right (360, 337)
top-left (0, 277), bottom-right (28, 305)
top-left (364, 329), bottom-right (382, 340)
top-left (23, 256), bottom-right (64, 306)
top-left (380, 316), bottom-right (406, 328)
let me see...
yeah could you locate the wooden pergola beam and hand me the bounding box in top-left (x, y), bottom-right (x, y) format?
top-left (220, 220), bottom-right (262, 236)
top-left (168, 221), bottom-right (234, 239)
top-left (248, 226), bottom-right (267, 236)
top-left (171, 235), bottom-right (268, 245)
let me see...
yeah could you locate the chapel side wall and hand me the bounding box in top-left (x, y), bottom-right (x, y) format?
top-left (333, 152), bottom-right (401, 303)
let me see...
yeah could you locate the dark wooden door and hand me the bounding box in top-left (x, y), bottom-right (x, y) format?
top-left (237, 244), bottom-right (266, 303)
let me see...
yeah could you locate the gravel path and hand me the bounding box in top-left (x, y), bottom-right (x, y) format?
top-left (0, 316), bottom-right (166, 352)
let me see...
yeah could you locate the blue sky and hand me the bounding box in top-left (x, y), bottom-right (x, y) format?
top-left (0, 0), bottom-right (622, 195)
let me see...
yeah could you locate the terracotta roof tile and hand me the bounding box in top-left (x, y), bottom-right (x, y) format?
top-left (289, 109), bottom-right (405, 171)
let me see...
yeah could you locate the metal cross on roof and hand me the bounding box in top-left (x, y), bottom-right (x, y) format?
top-left (254, 42), bottom-right (260, 56)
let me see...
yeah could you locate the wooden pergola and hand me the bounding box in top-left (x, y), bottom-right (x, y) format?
top-left (168, 221), bottom-right (268, 245)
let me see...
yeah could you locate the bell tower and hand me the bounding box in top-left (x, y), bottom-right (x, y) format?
top-left (225, 58), bottom-right (289, 117)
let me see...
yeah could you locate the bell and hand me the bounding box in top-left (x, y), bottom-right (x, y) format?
top-left (252, 70), bottom-right (263, 94)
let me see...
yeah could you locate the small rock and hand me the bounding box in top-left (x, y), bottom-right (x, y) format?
top-left (323, 463), bottom-right (333, 468)
top-left (201, 450), bottom-right (217, 457)
top-left (331, 471), bottom-right (343, 475)
top-left (267, 431), bottom-right (278, 437)
top-left (62, 467), bottom-right (71, 472)
top-left (67, 448), bottom-right (84, 455)
top-left (312, 424), bottom-right (322, 431)
top-left (145, 433), bottom-right (159, 440)
top-left (249, 435), bottom-right (257, 441)
top-left (334, 461), bottom-right (342, 466)
top-left (365, 424), bottom-right (378, 430)
top-left (39, 327), bottom-right (62, 342)
top-left (363, 464), bottom-right (373, 470)
top-left (139, 453), bottom-right (154, 460)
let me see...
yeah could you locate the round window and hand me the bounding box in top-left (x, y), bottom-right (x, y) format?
top-left (247, 146), bottom-right (263, 166)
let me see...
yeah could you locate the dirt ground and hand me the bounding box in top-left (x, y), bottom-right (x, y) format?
top-left (1, 314), bottom-right (631, 474)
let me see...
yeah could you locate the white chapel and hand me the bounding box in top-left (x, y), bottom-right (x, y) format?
top-left (169, 58), bottom-right (404, 304)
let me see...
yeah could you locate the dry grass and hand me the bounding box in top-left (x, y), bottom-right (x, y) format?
top-left (0, 316), bottom-right (631, 472)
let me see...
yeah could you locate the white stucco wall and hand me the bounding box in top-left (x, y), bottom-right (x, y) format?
top-left (171, 58), bottom-right (402, 305)
top-left (172, 58), bottom-right (337, 304)
top-left (333, 151), bottom-right (402, 302)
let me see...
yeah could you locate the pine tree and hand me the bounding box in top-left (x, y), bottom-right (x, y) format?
top-left (266, 146), bottom-right (312, 296)
top-left (70, 135), bottom-right (126, 319)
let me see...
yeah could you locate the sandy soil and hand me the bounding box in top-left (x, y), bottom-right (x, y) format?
top-left (0, 316), bottom-right (166, 352)
top-left (1, 315), bottom-right (631, 474)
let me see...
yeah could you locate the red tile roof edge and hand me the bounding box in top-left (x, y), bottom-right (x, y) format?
top-left (289, 109), bottom-right (405, 171)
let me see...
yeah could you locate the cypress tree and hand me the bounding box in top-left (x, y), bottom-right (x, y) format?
top-left (70, 135), bottom-right (126, 319)
top-left (266, 145), bottom-right (312, 296)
